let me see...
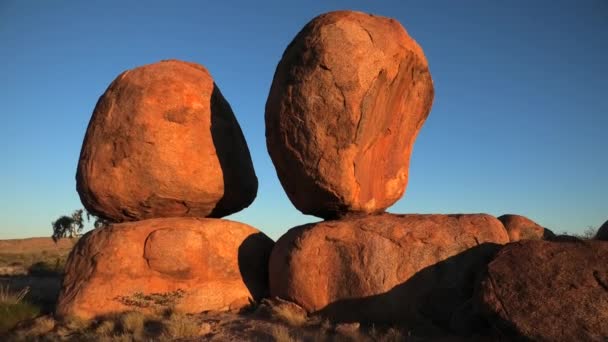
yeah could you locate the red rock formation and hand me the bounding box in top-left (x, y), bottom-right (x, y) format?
top-left (77, 59), bottom-right (257, 222)
top-left (497, 214), bottom-right (547, 242)
top-left (56, 218), bottom-right (273, 319)
top-left (265, 11), bottom-right (434, 219)
top-left (475, 240), bottom-right (608, 341)
top-left (269, 214), bottom-right (508, 326)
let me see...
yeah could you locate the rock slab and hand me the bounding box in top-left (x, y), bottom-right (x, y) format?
top-left (269, 214), bottom-right (508, 328)
top-left (77, 59), bottom-right (257, 222)
top-left (56, 218), bottom-right (274, 319)
top-left (265, 11), bottom-right (434, 219)
top-left (475, 240), bottom-right (608, 341)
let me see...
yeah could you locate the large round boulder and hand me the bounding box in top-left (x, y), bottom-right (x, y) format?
top-left (56, 218), bottom-right (274, 319)
top-left (475, 240), bottom-right (608, 341)
top-left (497, 214), bottom-right (547, 242)
top-left (265, 11), bottom-right (434, 219)
top-left (77, 59), bottom-right (257, 222)
top-left (596, 219), bottom-right (608, 240)
top-left (269, 214), bottom-right (508, 329)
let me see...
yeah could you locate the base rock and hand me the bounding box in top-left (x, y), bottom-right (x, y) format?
top-left (56, 218), bottom-right (273, 319)
top-left (269, 213), bottom-right (509, 329)
top-left (475, 240), bottom-right (608, 341)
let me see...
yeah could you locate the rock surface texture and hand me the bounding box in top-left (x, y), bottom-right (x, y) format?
top-left (269, 214), bottom-right (508, 328)
top-left (265, 11), bottom-right (434, 219)
top-left (56, 218), bottom-right (274, 319)
top-left (497, 214), bottom-right (547, 242)
top-left (596, 219), bottom-right (608, 240)
top-left (77, 59), bottom-right (257, 222)
top-left (475, 240), bottom-right (608, 341)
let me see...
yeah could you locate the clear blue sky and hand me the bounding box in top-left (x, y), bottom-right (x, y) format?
top-left (1, 1), bottom-right (606, 239)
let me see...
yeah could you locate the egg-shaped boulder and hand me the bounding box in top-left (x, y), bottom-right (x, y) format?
top-left (265, 11), bottom-right (434, 219)
top-left (77, 60), bottom-right (257, 221)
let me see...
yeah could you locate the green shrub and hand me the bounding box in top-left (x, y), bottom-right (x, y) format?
top-left (0, 302), bottom-right (41, 334)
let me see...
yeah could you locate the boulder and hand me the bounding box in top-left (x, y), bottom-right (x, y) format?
top-left (497, 214), bottom-right (546, 242)
top-left (265, 11), bottom-right (434, 219)
top-left (269, 214), bottom-right (508, 329)
top-left (77, 59), bottom-right (257, 222)
top-left (475, 240), bottom-right (608, 341)
top-left (56, 218), bottom-right (274, 319)
top-left (596, 219), bottom-right (608, 240)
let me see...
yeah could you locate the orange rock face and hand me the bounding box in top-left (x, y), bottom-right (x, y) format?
top-left (497, 214), bottom-right (547, 242)
top-left (265, 11), bottom-right (434, 219)
top-left (56, 218), bottom-right (273, 319)
top-left (77, 60), bottom-right (257, 222)
top-left (269, 214), bottom-right (508, 326)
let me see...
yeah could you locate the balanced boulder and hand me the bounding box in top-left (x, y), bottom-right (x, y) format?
top-left (497, 214), bottom-right (548, 242)
top-left (77, 59), bottom-right (257, 222)
top-left (475, 240), bottom-right (608, 341)
top-left (56, 217), bottom-right (274, 319)
top-left (265, 11), bottom-right (434, 219)
top-left (269, 214), bottom-right (508, 328)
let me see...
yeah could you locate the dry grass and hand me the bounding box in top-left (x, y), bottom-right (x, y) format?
top-left (269, 303), bottom-right (307, 327)
top-left (161, 311), bottom-right (201, 339)
top-left (269, 324), bottom-right (298, 342)
top-left (0, 284), bottom-right (29, 304)
top-left (0, 285), bottom-right (41, 335)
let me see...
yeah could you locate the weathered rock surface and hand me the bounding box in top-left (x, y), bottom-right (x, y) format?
top-left (475, 240), bottom-right (608, 341)
top-left (56, 218), bottom-right (274, 319)
top-left (596, 219), bottom-right (608, 240)
top-left (269, 214), bottom-right (508, 329)
top-left (77, 59), bottom-right (257, 222)
top-left (265, 11), bottom-right (434, 219)
top-left (497, 214), bottom-right (547, 242)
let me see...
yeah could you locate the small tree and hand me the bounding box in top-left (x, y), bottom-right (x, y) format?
top-left (52, 209), bottom-right (110, 242)
top-left (51, 209), bottom-right (85, 242)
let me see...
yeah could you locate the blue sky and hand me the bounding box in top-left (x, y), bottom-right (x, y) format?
top-left (0, 1), bottom-right (606, 239)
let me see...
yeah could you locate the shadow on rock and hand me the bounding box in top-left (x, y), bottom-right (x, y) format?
top-left (316, 243), bottom-right (503, 336)
top-left (238, 233), bottom-right (274, 302)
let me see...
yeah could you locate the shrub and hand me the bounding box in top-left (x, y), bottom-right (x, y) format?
top-left (0, 285), bottom-right (40, 334)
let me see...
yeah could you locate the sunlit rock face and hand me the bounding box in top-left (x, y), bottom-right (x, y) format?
top-left (497, 214), bottom-right (548, 242)
top-left (77, 59), bottom-right (257, 222)
top-left (265, 10), bottom-right (434, 219)
top-left (56, 218), bottom-right (274, 319)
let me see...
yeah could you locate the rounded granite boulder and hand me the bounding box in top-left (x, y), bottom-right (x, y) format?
top-left (77, 59), bottom-right (257, 222)
top-left (265, 11), bottom-right (434, 219)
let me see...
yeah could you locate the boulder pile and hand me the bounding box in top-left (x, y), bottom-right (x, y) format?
top-left (265, 10), bottom-right (506, 330)
top-left (57, 60), bottom-right (273, 319)
top-left (55, 10), bottom-right (607, 340)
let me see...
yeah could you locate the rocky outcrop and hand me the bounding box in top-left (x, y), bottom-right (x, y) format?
top-left (265, 11), bottom-right (434, 219)
top-left (596, 219), bottom-right (608, 240)
top-left (269, 214), bottom-right (508, 328)
top-left (497, 214), bottom-right (547, 242)
top-left (57, 218), bottom-right (273, 319)
top-left (77, 59), bottom-right (257, 222)
top-left (475, 240), bottom-right (608, 341)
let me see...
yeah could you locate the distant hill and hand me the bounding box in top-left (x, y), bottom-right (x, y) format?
top-left (0, 237), bottom-right (75, 254)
